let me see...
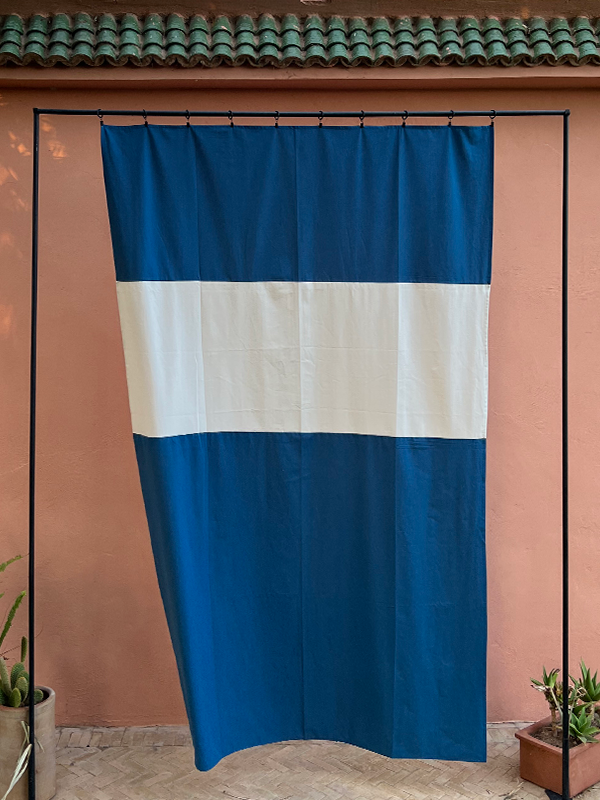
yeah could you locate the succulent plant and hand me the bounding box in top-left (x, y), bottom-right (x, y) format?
top-left (573, 661), bottom-right (600, 706)
top-left (569, 705), bottom-right (600, 745)
top-left (531, 667), bottom-right (564, 729)
top-left (0, 556), bottom-right (44, 709)
top-left (0, 638), bottom-right (43, 708)
top-left (532, 662), bottom-right (600, 744)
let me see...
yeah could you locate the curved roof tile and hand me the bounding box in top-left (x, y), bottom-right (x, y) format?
top-left (1, 13), bottom-right (600, 68)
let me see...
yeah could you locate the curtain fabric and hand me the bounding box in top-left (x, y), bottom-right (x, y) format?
top-left (102, 124), bottom-right (493, 770)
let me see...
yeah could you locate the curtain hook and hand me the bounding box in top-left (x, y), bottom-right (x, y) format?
top-left (402, 110), bottom-right (408, 127)
top-left (359, 110), bottom-right (365, 128)
top-left (142, 109), bottom-right (148, 127)
top-left (489, 109), bottom-right (496, 127)
top-left (185, 109), bottom-right (191, 127)
top-left (228, 110), bottom-right (234, 127)
top-left (448, 109), bottom-right (454, 127)
top-left (97, 108), bottom-right (104, 127)
top-left (318, 111), bottom-right (324, 128)
top-left (274, 110), bottom-right (280, 128)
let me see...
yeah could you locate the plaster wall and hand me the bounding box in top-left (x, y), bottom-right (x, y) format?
top-left (1, 80), bottom-right (599, 728)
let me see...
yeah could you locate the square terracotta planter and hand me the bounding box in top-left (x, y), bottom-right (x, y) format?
top-left (516, 716), bottom-right (600, 797)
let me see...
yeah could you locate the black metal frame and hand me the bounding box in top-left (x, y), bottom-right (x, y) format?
top-left (28, 107), bottom-right (571, 799)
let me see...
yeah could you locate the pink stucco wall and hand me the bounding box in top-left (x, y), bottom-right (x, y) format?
top-left (1, 74), bottom-right (600, 728)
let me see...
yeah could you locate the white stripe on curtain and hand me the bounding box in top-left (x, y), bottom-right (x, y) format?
top-left (117, 280), bottom-right (489, 440)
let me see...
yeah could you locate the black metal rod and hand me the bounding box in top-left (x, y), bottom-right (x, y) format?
top-left (35, 108), bottom-right (568, 119)
top-left (561, 110), bottom-right (571, 800)
top-left (27, 107), bottom-right (570, 800)
top-left (28, 107), bottom-right (40, 800)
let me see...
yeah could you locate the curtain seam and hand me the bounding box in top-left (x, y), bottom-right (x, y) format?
top-left (292, 126), bottom-right (306, 739)
top-left (192, 126), bottom-right (224, 758)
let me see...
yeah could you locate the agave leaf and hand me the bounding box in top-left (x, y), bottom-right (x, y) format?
top-left (542, 666), bottom-right (550, 683)
top-left (569, 704), bottom-right (600, 744)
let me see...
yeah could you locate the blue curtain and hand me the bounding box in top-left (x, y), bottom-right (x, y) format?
top-left (102, 124), bottom-right (493, 769)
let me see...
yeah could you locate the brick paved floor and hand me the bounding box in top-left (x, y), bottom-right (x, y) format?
top-left (54, 725), bottom-right (600, 800)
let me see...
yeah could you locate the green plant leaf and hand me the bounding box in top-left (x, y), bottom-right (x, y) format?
top-left (576, 661), bottom-right (600, 704)
top-left (0, 590), bottom-right (26, 649)
top-left (0, 556), bottom-right (22, 575)
top-left (20, 637), bottom-right (27, 664)
top-left (10, 662), bottom-right (25, 689)
top-left (568, 704), bottom-right (600, 744)
top-left (0, 658), bottom-right (11, 696)
top-left (15, 676), bottom-right (28, 702)
top-left (8, 687), bottom-right (21, 708)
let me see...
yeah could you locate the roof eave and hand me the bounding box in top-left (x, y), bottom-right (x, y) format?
top-left (2, 63), bottom-right (600, 90)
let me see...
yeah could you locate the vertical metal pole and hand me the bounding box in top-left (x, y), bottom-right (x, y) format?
top-left (561, 109), bottom-right (570, 800)
top-left (28, 108), bottom-right (39, 800)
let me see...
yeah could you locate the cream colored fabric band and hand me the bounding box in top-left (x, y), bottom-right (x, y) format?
top-left (116, 280), bottom-right (489, 440)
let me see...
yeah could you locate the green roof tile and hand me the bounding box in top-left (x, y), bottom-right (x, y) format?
top-left (572, 19), bottom-right (600, 62)
top-left (305, 16), bottom-right (325, 32)
top-left (281, 15), bottom-right (300, 32)
top-left (257, 15), bottom-right (277, 32)
top-left (2, 13), bottom-right (600, 68)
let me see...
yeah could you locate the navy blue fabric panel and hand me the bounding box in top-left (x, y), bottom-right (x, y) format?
top-left (395, 126), bottom-right (493, 285)
top-left (134, 432), bottom-right (486, 768)
top-left (391, 438), bottom-right (487, 761)
top-left (132, 434), bottom-right (223, 768)
top-left (295, 125), bottom-right (493, 284)
top-left (193, 128), bottom-right (298, 282)
top-left (134, 432), bottom-right (304, 770)
top-left (102, 125), bottom-right (297, 282)
top-left (300, 434), bottom-right (397, 755)
top-left (101, 124), bottom-right (493, 283)
top-left (294, 127), bottom-right (400, 283)
top-left (101, 125), bottom-right (201, 282)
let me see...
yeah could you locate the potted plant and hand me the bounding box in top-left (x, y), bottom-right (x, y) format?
top-left (516, 662), bottom-right (600, 796)
top-left (0, 556), bottom-right (55, 800)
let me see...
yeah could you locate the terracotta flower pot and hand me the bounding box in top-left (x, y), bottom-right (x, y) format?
top-left (0, 687), bottom-right (56, 800)
top-left (516, 715), bottom-right (600, 797)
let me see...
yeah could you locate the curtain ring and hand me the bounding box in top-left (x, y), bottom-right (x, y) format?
top-left (448, 109), bottom-right (454, 126)
top-left (318, 111), bottom-right (324, 128)
top-left (274, 110), bottom-right (280, 128)
top-left (359, 110), bottom-right (365, 128)
top-left (402, 110), bottom-right (408, 127)
top-left (228, 110), bottom-right (234, 127)
top-left (185, 109), bottom-right (191, 127)
top-left (489, 109), bottom-right (496, 127)
top-left (97, 108), bottom-right (104, 127)
top-left (142, 109), bottom-right (148, 127)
